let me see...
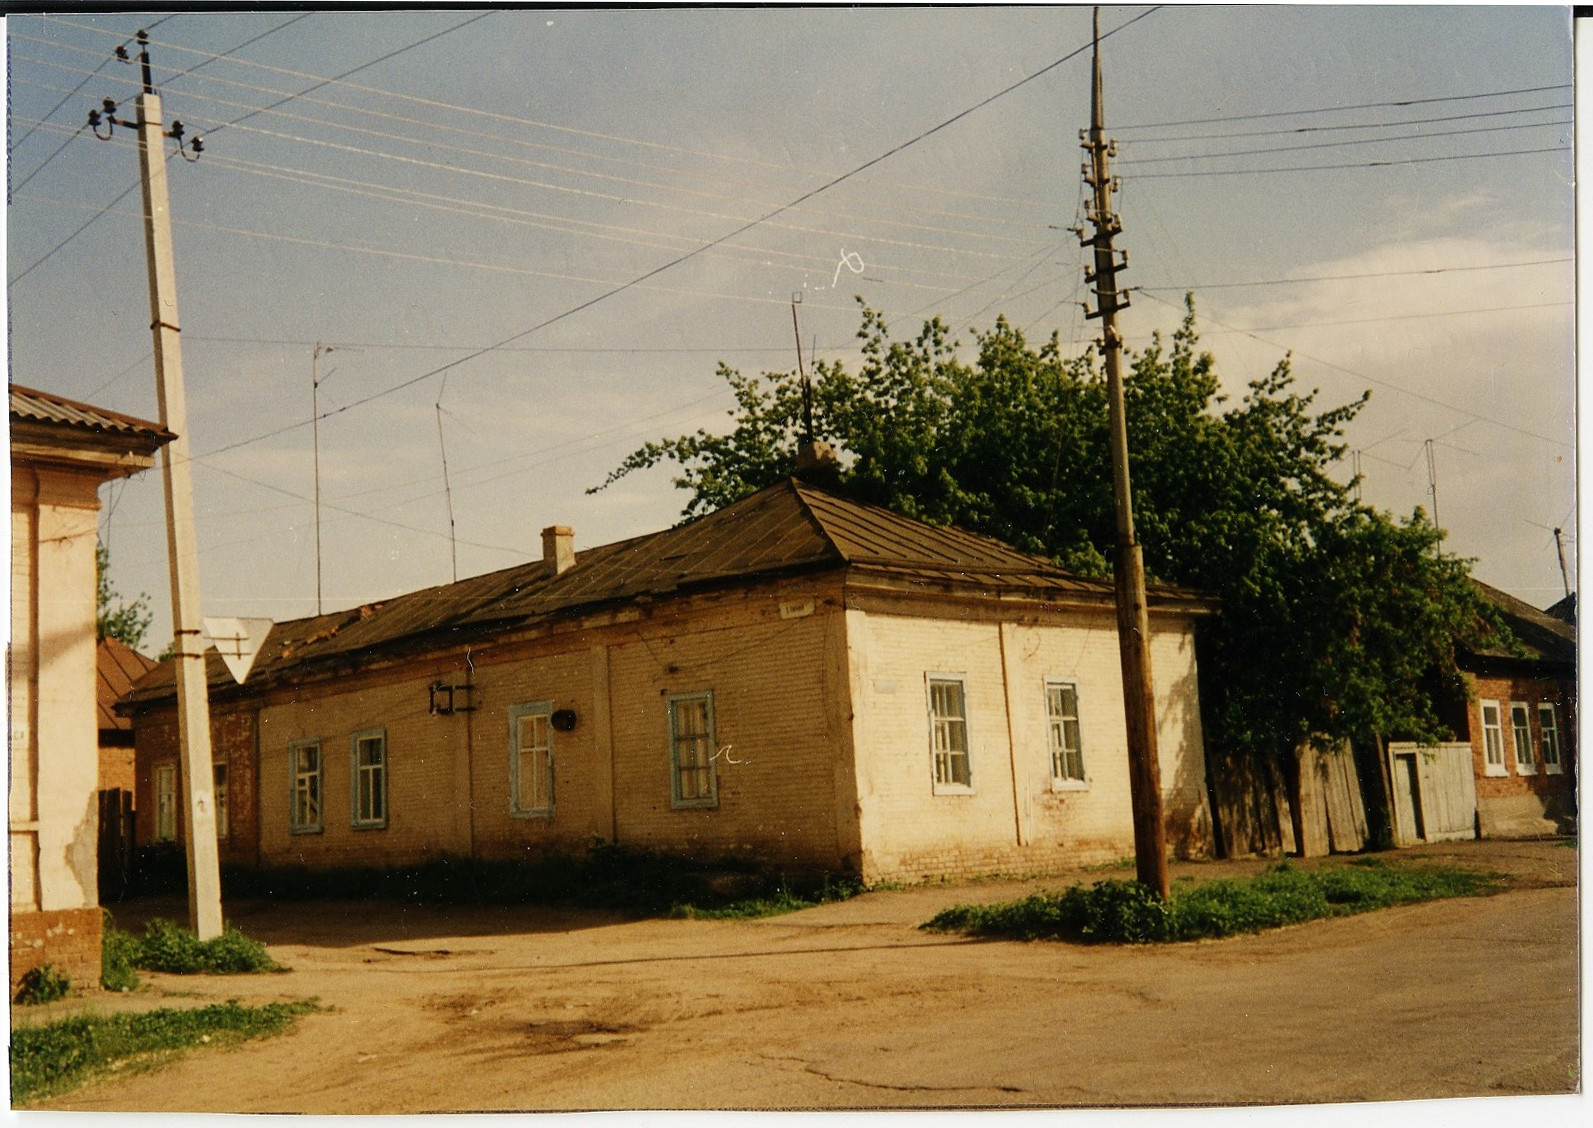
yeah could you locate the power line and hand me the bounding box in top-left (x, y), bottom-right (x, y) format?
top-left (1137, 256), bottom-right (1571, 293)
top-left (1133, 287), bottom-right (1572, 450)
top-left (194, 7), bottom-right (1165, 462)
top-left (1114, 83), bottom-right (1572, 131)
top-left (1128, 144), bottom-right (1567, 178)
top-left (8, 11), bottom-right (493, 287)
top-left (1117, 116), bottom-right (1569, 166)
top-left (1121, 100), bottom-right (1573, 145)
top-left (1212, 300), bottom-right (1570, 335)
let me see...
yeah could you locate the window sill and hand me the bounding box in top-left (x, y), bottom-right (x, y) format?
top-left (671, 798), bottom-right (719, 811)
top-left (1514, 765), bottom-right (1538, 776)
top-left (289, 826), bottom-right (323, 836)
top-left (932, 785), bottom-right (976, 796)
top-left (1050, 780), bottom-right (1090, 793)
top-left (351, 822), bottom-right (388, 831)
top-left (511, 808), bottom-right (554, 820)
top-left (1545, 765), bottom-right (1565, 775)
top-left (1483, 765), bottom-right (1509, 778)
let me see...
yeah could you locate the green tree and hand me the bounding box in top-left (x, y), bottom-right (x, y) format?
top-left (595, 299), bottom-right (1501, 770)
top-left (96, 543), bottom-right (153, 651)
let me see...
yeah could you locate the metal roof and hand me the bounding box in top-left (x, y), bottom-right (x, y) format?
top-left (124, 478), bottom-right (1212, 706)
top-left (10, 383), bottom-right (174, 445)
top-left (1466, 580), bottom-right (1576, 667)
top-left (98, 637), bottom-right (158, 733)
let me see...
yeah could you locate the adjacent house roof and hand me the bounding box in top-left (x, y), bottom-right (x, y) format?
top-left (1544, 591), bottom-right (1575, 626)
top-left (98, 638), bottom-right (159, 741)
top-left (1465, 580), bottom-right (1576, 669)
top-left (124, 478), bottom-right (1214, 709)
top-left (9, 383), bottom-right (174, 472)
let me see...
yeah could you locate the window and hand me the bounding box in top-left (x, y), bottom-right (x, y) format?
top-left (351, 730), bottom-right (387, 828)
top-left (1046, 681), bottom-right (1087, 788)
top-left (155, 763), bottom-right (177, 842)
top-left (1480, 701), bottom-right (1505, 776)
top-left (1509, 702), bottom-right (1535, 774)
top-left (213, 761), bottom-right (230, 840)
top-left (509, 703), bottom-right (554, 816)
top-left (289, 740), bottom-right (322, 833)
top-left (668, 692), bottom-right (717, 809)
top-left (928, 676), bottom-right (973, 792)
top-left (1538, 703), bottom-right (1563, 774)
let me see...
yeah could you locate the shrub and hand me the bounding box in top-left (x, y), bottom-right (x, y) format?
top-left (110, 919), bottom-right (279, 976)
top-left (15, 965), bottom-right (70, 1006)
top-left (100, 915), bottom-right (140, 992)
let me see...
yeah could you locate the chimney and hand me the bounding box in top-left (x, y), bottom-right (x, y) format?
top-left (795, 438), bottom-right (841, 487)
top-left (541, 525), bottom-right (574, 574)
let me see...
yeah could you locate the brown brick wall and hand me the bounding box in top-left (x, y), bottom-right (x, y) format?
top-left (1465, 672), bottom-right (1575, 801)
top-left (133, 705), bottom-right (258, 866)
top-left (9, 906), bottom-right (103, 995)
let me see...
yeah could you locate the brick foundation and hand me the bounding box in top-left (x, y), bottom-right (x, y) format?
top-left (9, 907), bottom-right (103, 997)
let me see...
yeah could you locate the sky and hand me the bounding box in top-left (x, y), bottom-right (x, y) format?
top-left (4, 5), bottom-right (1576, 650)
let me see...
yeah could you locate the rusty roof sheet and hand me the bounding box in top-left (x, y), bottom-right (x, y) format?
top-left (98, 638), bottom-right (158, 732)
top-left (125, 478), bottom-right (1213, 706)
top-left (10, 383), bottom-right (174, 444)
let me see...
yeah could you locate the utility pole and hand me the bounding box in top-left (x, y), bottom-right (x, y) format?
top-left (1075, 9), bottom-right (1168, 899)
top-left (1553, 527), bottom-right (1571, 599)
top-left (95, 30), bottom-right (222, 936)
top-left (1424, 438), bottom-right (1439, 529)
top-left (311, 342), bottom-right (335, 614)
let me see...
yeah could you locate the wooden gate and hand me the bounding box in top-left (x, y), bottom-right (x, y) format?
top-left (97, 788), bottom-right (136, 900)
top-left (1385, 742), bottom-right (1476, 845)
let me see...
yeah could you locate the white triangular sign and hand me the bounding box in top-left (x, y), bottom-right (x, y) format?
top-left (203, 616), bottom-right (274, 684)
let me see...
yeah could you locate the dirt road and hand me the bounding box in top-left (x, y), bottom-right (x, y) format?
top-left (22, 839), bottom-right (1580, 1112)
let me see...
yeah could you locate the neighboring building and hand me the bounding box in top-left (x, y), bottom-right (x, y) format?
top-left (126, 478), bottom-right (1217, 883)
top-left (1455, 581), bottom-right (1576, 839)
top-left (99, 637), bottom-right (157, 793)
top-left (9, 384), bottom-right (173, 992)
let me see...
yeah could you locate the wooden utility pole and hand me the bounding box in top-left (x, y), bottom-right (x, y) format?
top-left (129, 32), bottom-right (224, 937)
top-left (312, 342), bottom-right (333, 615)
top-left (1076, 9), bottom-right (1168, 899)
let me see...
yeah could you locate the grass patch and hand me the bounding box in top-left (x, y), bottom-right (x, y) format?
top-left (198, 845), bottom-right (864, 919)
top-left (106, 918), bottom-right (281, 977)
top-left (924, 859), bottom-right (1505, 944)
top-left (10, 998), bottom-right (319, 1104)
top-left (670, 876), bottom-right (863, 919)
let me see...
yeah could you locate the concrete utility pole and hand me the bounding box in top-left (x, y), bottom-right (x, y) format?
top-left (1076, 9), bottom-right (1168, 899)
top-left (125, 31), bottom-right (224, 937)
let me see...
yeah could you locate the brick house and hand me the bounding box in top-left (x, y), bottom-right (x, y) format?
top-left (125, 478), bottom-right (1216, 883)
top-left (1456, 581), bottom-right (1576, 838)
top-left (9, 384), bottom-right (173, 993)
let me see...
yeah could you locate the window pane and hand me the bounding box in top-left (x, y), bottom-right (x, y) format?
top-left (670, 696), bottom-right (716, 804)
top-left (930, 680), bottom-right (971, 787)
top-left (1538, 705), bottom-right (1561, 767)
top-left (517, 713), bottom-right (551, 811)
top-left (1481, 704), bottom-right (1503, 765)
top-left (1046, 682), bottom-right (1085, 783)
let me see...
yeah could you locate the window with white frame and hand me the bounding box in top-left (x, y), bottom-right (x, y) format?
top-left (351, 730), bottom-right (388, 828)
top-left (213, 761), bottom-right (230, 840)
top-left (1480, 701), bottom-right (1506, 776)
top-left (289, 740), bottom-right (322, 833)
top-left (1046, 680), bottom-right (1087, 787)
top-left (510, 702), bottom-right (554, 816)
top-left (1538, 703), bottom-right (1563, 775)
top-left (928, 676), bottom-right (973, 792)
top-left (155, 763), bottom-right (177, 842)
top-left (1509, 702), bottom-right (1535, 773)
top-left (668, 692), bottom-right (717, 808)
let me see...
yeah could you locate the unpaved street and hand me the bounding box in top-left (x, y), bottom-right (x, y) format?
top-left (23, 840), bottom-right (1580, 1112)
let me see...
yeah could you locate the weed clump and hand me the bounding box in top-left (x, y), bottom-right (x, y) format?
top-left (924, 859), bottom-right (1503, 944)
top-left (14, 965), bottom-right (71, 1006)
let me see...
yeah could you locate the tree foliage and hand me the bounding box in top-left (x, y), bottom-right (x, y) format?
top-left (594, 299), bottom-right (1502, 761)
top-left (95, 543), bottom-right (153, 651)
